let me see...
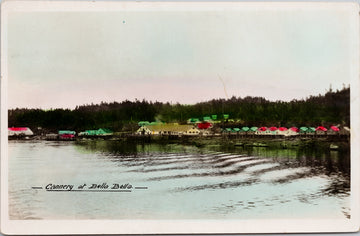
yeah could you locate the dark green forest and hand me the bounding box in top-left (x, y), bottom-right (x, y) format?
top-left (8, 87), bottom-right (350, 133)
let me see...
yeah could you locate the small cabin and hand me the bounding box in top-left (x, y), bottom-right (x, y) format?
top-left (281, 127), bottom-right (299, 136)
top-left (255, 127), bottom-right (269, 135)
top-left (327, 126), bottom-right (340, 135)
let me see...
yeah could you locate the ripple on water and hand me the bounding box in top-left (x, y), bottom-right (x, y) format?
top-left (259, 167), bottom-right (311, 182)
top-left (244, 163), bottom-right (280, 173)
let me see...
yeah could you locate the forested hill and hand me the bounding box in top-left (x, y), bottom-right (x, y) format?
top-left (8, 87), bottom-right (350, 132)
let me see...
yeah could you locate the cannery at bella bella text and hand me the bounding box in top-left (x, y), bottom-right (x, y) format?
top-left (46, 184), bottom-right (74, 191)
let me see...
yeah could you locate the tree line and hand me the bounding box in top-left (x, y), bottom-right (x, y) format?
top-left (8, 87), bottom-right (350, 133)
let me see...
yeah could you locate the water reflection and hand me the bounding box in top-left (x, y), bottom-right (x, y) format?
top-left (74, 140), bottom-right (350, 195)
top-left (9, 140), bottom-right (351, 220)
top-left (75, 140), bottom-right (350, 175)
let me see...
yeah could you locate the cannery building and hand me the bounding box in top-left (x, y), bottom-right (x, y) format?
top-left (136, 123), bottom-right (200, 136)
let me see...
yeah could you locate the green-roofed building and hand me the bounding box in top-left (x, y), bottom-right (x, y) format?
top-left (97, 128), bottom-right (113, 136)
top-left (299, 127), bottom-right (315, 134)
top-left (188, 118), bottom-right (200, 124)
top-left (250, 127), bottom-right (258, 132)
top-left (138, 121), bottom-right (150, 127)
top-left (211, 115), bottom-right (217, 120)
top-left (299, 127), bottom-right (308, 133)
top-left (203, 116), bottom-right (212, 121)
top-left (80, 128), bottom-right (113, 136)
top-left (84, 130), bottom-right (98, 136)
top-left (308, 127), bottom-right (316, 133)
top-left (242, 127), bottom-right (250, 132)
top-left (223, 114), bottom-right (229, 119)
top-left (233, 128), bottom-right (240, 132)
top-left (58, 130), bottom-right (76, 135)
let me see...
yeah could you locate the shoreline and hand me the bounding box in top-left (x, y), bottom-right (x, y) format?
top-left (9, 134), bottom-right (350, 152)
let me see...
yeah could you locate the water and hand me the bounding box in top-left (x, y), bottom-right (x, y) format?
top-left (8, 140), bottom-right (350, 220)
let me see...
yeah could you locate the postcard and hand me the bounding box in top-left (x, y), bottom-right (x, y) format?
top-left (1, 1), bottom-right (359, 234)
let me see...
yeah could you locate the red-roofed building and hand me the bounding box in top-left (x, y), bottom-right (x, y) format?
top-left (8, 127), bottom-right (34, 136)
top-left (197, 122), bottom-right (213, 130)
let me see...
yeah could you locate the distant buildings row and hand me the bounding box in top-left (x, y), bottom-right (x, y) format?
top-left (222, 126), bottom-right (349, 136)
top-left (8, 127), bottom-right (113, 139)
top-left (8, 124), bottom-right (349, 138)
top-left (135, 124), bottom-right (349, 136)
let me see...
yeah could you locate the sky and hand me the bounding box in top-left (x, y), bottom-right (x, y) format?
top-left (4, 2), bottom-right (357, 109)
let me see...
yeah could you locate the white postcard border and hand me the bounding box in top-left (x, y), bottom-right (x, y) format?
top-left (1, 1), bottom-right (359, 234)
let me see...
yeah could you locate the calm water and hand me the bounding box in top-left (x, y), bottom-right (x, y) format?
top-left (8, 140), bottom-right (350, 220)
